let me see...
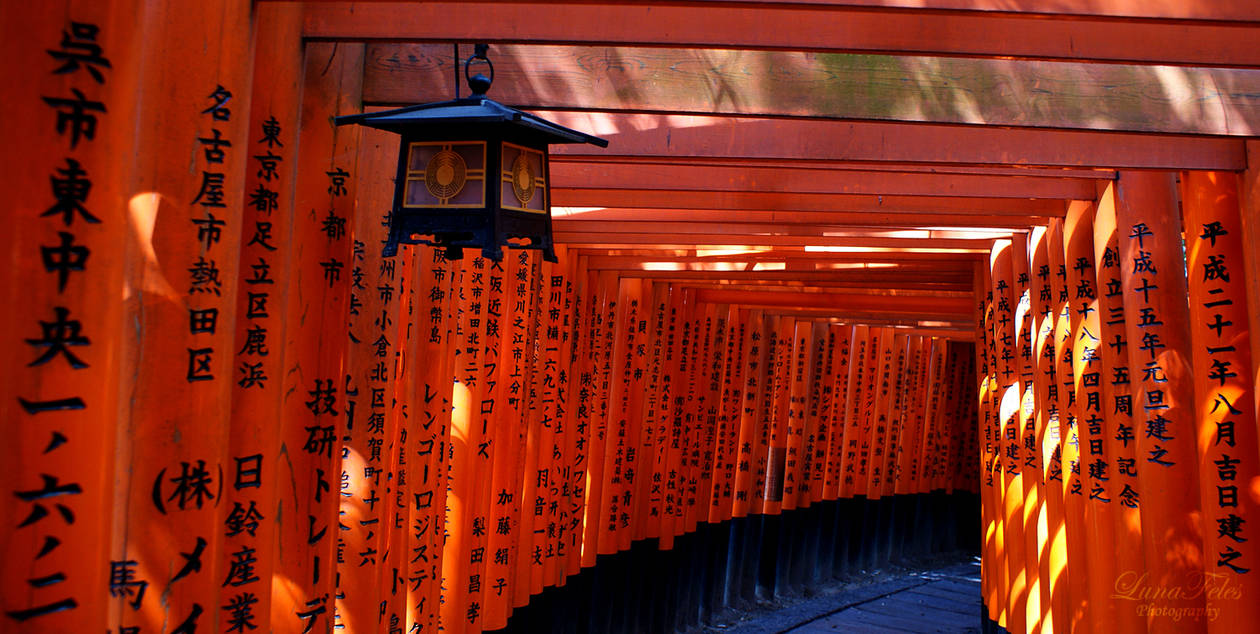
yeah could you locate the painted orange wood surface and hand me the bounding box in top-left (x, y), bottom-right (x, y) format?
top-left (990, 240), bottom-right (1026, 634)
top-left (782, 320), bottom-right (814, 510)
top-left (339, 115), bottom-right (396, 634)
top-left (824, 325), bottom-right (856, 500)
top-left (1, 3), bottom-right (136, 629)
top-left (560, 253), bottom-right (590, 578)
top-left (720, 307), bottom-right (748, 519)
top-left (976, 261), bottom-right (1002, 624)
top-left (1181, 171), bottom-right (1260, 630)
top-left (840, 325), bottom-right (872, 499)
top-left (117, 5), bottom-right (256, 634)
top-left (1067, 200), bottom-right (1124, 633)
top-left (1115, 171), bottom-right (1208, 634)
top-left (736, 310), bottom-right (770, 517)
top-left (1090, 183), bottom-right (1146, 634)
top-left (410, 250), bottom-right (457, 632)
top-left (809, 324), bottom-right (837, 503)
top-left (763, 316), bottom-right (795, 515)
top-left (638, 282), bottom-right (672, 536)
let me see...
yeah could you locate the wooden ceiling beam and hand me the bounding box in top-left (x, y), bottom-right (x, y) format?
top-left (573, 248), bottom-right (988, 262)
top-left (689, 288), bottom-right (973, 317)
top-left (620, 274), bottom-right (972, 293)
top-left (584, 254), bottom-right (977, 268)
top-left (303, 3), bottom-right (1260, 67)
top-left (555, 208), bottom-right (1044, 229)
top-left (555, 233), bottom-right (994, 252)
top-left (549, 161), bottom-right (1096, 199)
top-left (365, 43), bottom-right (1260, 136)
top-left (555, 189), bottom-right (1067, 217)
top-left (541, 112), bottom-right (1244, 170)
top-left (554, 220), bottom-right (1011, 242)
top-left (555, 157), bottom-right (1115, 181)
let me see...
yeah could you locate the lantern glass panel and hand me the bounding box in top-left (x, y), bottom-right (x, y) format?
top-left (402, 141), bottom-right (485, 208)
top-left (500, 142), bottom-right (547, 214)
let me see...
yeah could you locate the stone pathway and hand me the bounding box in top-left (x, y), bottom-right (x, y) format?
top-left (715, 559), bottom-right (982, 634)
top-left (788, 561), bottom-right (981, 633)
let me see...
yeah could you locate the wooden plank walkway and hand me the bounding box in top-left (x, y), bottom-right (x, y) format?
top-left (718, 559), bottom-right (982, 634)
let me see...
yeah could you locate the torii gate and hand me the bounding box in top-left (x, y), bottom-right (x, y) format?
top-left (3, 2), bottom-right (1260, 633)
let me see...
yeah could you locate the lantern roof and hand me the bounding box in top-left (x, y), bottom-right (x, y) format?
top-left (335, 96), bottom-right (609, 148)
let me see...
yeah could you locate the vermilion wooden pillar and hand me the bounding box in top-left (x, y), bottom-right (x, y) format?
top-left (975, 261), bottom-right (999, 624)
top-left (824, 324), bottom-right (855, 501)
top-left (1, 3), bottom-right (138, 629)
top-left (1181, 171), bottom-right (1260, 630)
top-left (117, 4), bottom-right (255, 634)
top-left (735, 310), bottom-right (768, 518)
top-left (223, 6), bottom-right (302, 634)
top-left (1048, 215), bottom-right (1091, 634)
top-left (1240, 142), bottom-right (1260, 418)
top-left (840, 325), bottom-right (872, 500)
top-left (1030, 225), bottom-right (1065, 634)
top-left (1092, 182), bottom-right (1147, 634)
top-left (339, 119), bottom-right (396, 634)
top-left (1011, 234), bottom-right (1043, 632)
top-left (1066, 200), bottom-right (1122, 632)
top-left (991, 239), bottom-right (1026, 633)
top-left (1115, 170), bottom-right (1207, 634)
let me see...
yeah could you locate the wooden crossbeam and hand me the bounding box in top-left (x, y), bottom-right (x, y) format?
top-left (365, 43), bottom-right (1260, 136)
top-left (555, 208), bottom-right (1043, 229)
top-left (303, 2), bottom-right (1260, 67)
top-left (556, 157), bottom-right (1115, 181)
top-left (554, 220), bottom-right (1012, 241)
top-left (550, 161), bottom-right (1096, 199)
top-left (583, 254), bottom-right (978, 268)
top-left (573, 247), bottom-right (987, 261)
top-left (690, 288), bottom-right (973, 317)
top-left (542, 112), bottom-right (1245, 169)
top-left (554, 232), bottom-right (995, 250)
top-left (554, 189), bottom-right (1067, 216)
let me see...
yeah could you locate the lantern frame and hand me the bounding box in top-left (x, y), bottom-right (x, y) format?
top-left (335, 45), bottom-right (607, 262)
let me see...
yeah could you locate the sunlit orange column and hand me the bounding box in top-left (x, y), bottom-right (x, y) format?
top-left (405, 249), bottom-right (455, 632)
top-left (1092, 183), bottom-right (1147, 634)
top-left (824, 325), bottom-right (855, 501)
top-left (1181, 171), bottom-right (1260, 628)
top-left (1030, 225), bottom-right (1066, 634)
top-left (120, 4), bottom-right (256, 634)
top-left (1066, 200), bottom-right (1123, 633)
top-left (814, 325), bottom-right (841, 503)
top-left (559, 253), bottom-right (591, 579)
top-left (783, 320), bottom-right (814, 508)
top-left (337, 120), bottom-right (400, 633)
top-left (991, 240), bottom-right (1026, 633)
top-left (1115, 170), bottom-right (1207, 633)
top-left (974, 261), bottom-right (1001, 625)
top-left (730, 310), bottom-right (764, 516)
top-left (637, 282), bottom-right (671, 538)
top-left (1011, 235), bottom-right (1045, 633)
top-left (1241, 142), bottom-right (1260, 420)
top-left (218, 7), bottom-right (304, 634)
top-left (839, 325), bottom-right (871, 500)
top-left (1, 3), bottom-right (137, 629)
top-left (658, 284), bottom-right (689, 549)
top-left (1047, 216), bottom-right (1092, 633)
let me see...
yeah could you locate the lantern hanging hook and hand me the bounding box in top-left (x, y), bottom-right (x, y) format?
top-left (464, 43), bottom-right (494, 97)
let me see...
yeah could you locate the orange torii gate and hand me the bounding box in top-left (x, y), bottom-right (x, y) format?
top-left (4, 3), bottom-right (1260, 634)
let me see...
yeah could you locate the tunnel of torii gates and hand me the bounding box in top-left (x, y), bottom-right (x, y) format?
top-left (7, 3), bottom-right (1260, 634)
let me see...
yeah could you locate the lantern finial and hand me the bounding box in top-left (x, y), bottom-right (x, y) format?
top-left (465, 43), bottom-right (493, 97)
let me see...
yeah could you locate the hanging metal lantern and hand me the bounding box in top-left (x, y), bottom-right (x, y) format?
top-left (336, 44), bottom-right (607, 262)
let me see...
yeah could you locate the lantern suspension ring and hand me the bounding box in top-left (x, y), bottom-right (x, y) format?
top-left (334, 43), bottom-right (608, 263)
top-left (465, 43), bottom-right (494, 96)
